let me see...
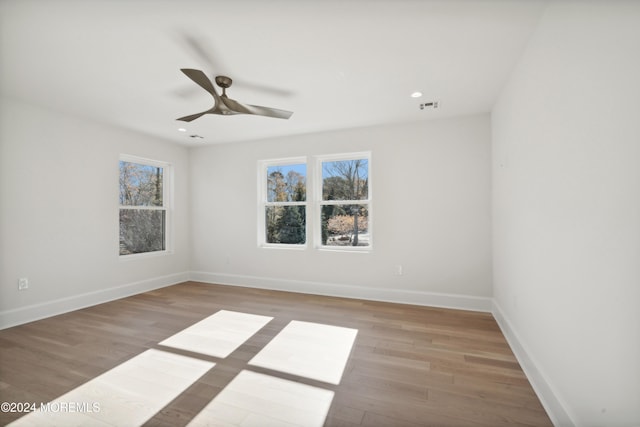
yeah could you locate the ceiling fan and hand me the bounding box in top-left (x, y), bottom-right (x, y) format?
top-left (177, 68), bottom-right (293, 122)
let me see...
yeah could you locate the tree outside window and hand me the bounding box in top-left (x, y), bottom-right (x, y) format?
top-left (320, 158), bottom-right (369, 247)
top-left (264, 162), bottom-right (307, 245)
top-left (119, 157), bottom-right (170, 256)
top-left (259, 153), bottom-right (370, 250)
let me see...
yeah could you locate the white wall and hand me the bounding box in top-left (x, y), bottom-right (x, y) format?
top-left (492, 2), bottom-right (640, 426)
top-left (0, 99), bottom-right (191, 328)
top-left (190, 114), bottom-right (492, 310)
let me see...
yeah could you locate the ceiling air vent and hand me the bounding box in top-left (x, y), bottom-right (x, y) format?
top-left (419, 101), bottom-right (439, 110)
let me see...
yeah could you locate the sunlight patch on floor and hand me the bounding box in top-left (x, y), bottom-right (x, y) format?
top-left (249, 320), bottom-right (358, 385)
top-left (9, 349), bottom-right (214, 426)
top-left (159, 310), bottom-right (274, 358)
top-left (187, 370), bottom-right (334, 427)
top-left (9, 312), bottom-right (357, 426)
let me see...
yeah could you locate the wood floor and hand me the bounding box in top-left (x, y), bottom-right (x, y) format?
top-left (0, 282), bottom-right (552, 426)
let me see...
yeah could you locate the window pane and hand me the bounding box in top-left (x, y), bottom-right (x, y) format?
top-left (321, 204), bottom-right (369, 247)
top-left (267, 164), bottom-right (306, 202)
top-left (265, 206), bottom-right (306, 244)
top-left (119, 209), bottom-right (166, 255)
top-left (119, 161), bottom-right (164, 206)
top-left (322, 159), bottom-right (368, 201)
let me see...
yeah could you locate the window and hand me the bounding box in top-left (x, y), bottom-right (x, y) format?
top-left (318, 154), bottom-right (370, 249)
top-left (119, 155), bottom-right (171, 256)
top-left (259, 158), bottom-right (307, 246)
top-left (259, 152), bottom-right (371, 250)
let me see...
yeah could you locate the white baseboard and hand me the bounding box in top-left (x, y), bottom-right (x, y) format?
top-left (0, 272), bottom-right (189, 330)
top-left (189, 271), bottom-right (493, 312)
top-left (492, 300), bottom-right (575, 427)
top-left (1, 270), bottom-right (572, 426)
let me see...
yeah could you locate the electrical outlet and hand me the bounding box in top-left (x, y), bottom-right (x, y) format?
top-left (394, 265), bottom-right (403, 276)
top-left (18, 278), bottom-right (29, 290)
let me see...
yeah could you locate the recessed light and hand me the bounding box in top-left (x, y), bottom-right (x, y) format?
top-left (410, 91), bottom-right (423, 98)
top-left (178, 128), bottom-right (187, 132)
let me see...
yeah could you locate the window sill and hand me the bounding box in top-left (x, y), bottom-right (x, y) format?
top-left (259, 244), bottom-right (308, 251)
top-left (317, 246), bottom-right (372, 253)
top-left (119, 250), bottom-right (173, 261)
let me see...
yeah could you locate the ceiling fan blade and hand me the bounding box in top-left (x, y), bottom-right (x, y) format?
top-left (176, 111), bottom-right (209, 122)
top-left (180, 68), bottom-right (221, 101)
top-left (245, 104), bottom-right (294, 120)
top-left (181, 33), bottom-right (219, 70)
top-left (176, 105), bottom-right (218, 122)
top-left (177, 32), bottom-right (292, 97)
top-left (222, 97), bottom-right (293, 120)
top-left (234, 80), bottom-right (294, 98)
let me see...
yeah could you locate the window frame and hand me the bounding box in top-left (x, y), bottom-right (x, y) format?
top-left (257, 157), bottom-right (309, 249)
top-left (118, 154), bottom-right (173, 259)
top-left (314, 152), bottom-right (372, 252)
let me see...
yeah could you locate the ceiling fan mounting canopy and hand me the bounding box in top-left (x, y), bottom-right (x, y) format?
top-left (177, 68), bottom-right (293, 122)
top-left (215, 75), bottom-right (232, 89)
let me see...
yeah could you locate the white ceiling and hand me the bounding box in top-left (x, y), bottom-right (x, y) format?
top-left (0, 0), bottom-right (548, 146)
